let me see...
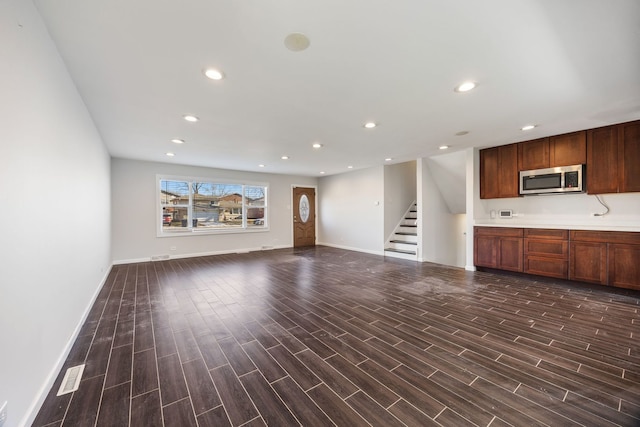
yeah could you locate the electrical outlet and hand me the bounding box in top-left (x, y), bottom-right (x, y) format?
top-left (0, 401), bottom-right (8, 427)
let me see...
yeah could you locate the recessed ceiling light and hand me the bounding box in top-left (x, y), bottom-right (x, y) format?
top-left (320, 171), bottom-right (325, 175)
top-left (203, 68), bottom-right (224, 80)
top-left (171, 139), bottom-right (185, 144)
top-left (454, 81), bottom-right (476, 92)
top-left (183, 115), bottom-right (199, 122)
top-left (312, 143), bottom-right (323, 149)
top-left (455, 131), bottom-right (469, 136)
top-left (284, 33), bottom-right (310, 52)
top-left (281, 155), bottom-right (289, 160)
top-left (166, 152), bottom-right (175, 157)
top-left (258, 164), bottom-right (265, 168)
top-left (521, 124), bottom-right (536, 131)
top-left (439, 145), bottom-right (449, 150)
top-left (364, 122), bottom-right (376, 129)
top-left (385, 158), bottom-right (393, 161)
top-left (347, 165), bottom-right (353, 169)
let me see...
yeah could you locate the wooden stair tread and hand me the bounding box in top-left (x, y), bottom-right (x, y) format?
top-left (389, 240), bottom-right (417, 245)
top-left (385, 248), bottom-right (416, 255)
top-left (395, 232), bottom-right (417, 236)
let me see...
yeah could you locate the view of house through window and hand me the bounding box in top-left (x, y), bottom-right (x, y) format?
top-left (159, 178), bottom-right (267, 233)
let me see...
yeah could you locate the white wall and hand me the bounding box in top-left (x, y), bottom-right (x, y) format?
top-left (317, 167), bottom-right (385, 254)
top-left (465, 148), bottom-right (479, 270)
top-left (476, 192), bottom-right (640, 229)
top-left (0, 2), bottom-right (112, 426)
top-left (417, 158), bottom-right (461, 267)
top-left (384, 161), bottom-right (417, 238)
top-left (426, 151), bottom-right (466, 214)
top-left (111, 158), bottom-right (317, 262)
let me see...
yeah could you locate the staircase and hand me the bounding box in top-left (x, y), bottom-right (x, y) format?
top-left (384, 203), bottom-right (418, 261)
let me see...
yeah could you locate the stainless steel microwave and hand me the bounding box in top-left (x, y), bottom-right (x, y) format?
top-left (519, 164), bottom-right (585, 195)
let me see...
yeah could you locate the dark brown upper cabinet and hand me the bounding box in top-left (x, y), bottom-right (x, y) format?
top-left (549, 131), bottom-right (587, 166)
top-left (518, 131), bottom-right (586, 171)
top-left (480, 144), bottom-right (519, 199)
top-left (518, 137), bottom-right (549, 170)
top-left (619, 120), bottom-right (640, 193)
top-left (587, 120), bottom-right (640, 194)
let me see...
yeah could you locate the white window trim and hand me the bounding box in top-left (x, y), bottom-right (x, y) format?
top-left (156, 174), bottom-right (269, 237)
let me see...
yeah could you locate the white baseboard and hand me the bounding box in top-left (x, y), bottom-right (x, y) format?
top-left (22, 265), bottom-right (113, 427)
top-left (465, 265), bottom-right (477, 271)
top-left (112, 245), bottom-right (292, 265)
top-left (316, 241), bottom-right (384, 257)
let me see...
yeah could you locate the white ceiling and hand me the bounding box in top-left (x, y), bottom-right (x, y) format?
top-left (34, 0), bottom-right (640, 177)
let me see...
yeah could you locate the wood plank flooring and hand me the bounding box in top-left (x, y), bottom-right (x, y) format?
top-left (33, 246), bottom-right (640, 426)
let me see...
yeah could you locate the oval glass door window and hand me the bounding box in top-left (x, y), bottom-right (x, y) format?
top-left (299, 194), bottom-right (310, 223)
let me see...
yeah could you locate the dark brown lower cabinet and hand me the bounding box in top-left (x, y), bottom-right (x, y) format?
top-left (475, 227), bottom-right (640, 291)
top-left (608, 243), bottom-right (640, 290)
top-left (570, 230), bottom-right (640, 290)
top-left (524, 229), bottom-right (569, 279)
top-left (474, 227), bottom-right (523, 272)
top-left (569, 241), bottom-right (607, 285)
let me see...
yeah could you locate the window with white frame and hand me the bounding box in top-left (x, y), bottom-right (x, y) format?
top-left (159, 177), bottom-right (267, 234)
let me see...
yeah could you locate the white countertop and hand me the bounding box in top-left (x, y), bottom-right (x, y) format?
top-left (474, 220), bottom-right (640, 232)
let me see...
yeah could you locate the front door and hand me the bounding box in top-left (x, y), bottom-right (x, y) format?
top-left (293, 187), bottom-right (316, 247)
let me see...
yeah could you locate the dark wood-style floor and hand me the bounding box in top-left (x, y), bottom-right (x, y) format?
top-left (33, 246), bottom-right (640, 426)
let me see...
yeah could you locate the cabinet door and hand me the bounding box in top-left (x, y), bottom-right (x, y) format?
top-left (474, 236), bottom-right (498, 268)
top-left (549, 131), bottom-right (586, 167)
top-left (498, 237), bottom-right (523, 272)
top-left (518, 138), bottom-right (549, 171)
top-left (608, 244), bottom-right (640, 290)
top-left (498, 144), bottom-right (519, 198)
top-left (480, 144), bottom-right (518, 199)
top-left (587, 125), bottom-right (619, 194)
top-left (480, 148), bottom-right (500, 199)
top-left (570, 242), bottom-right (607, 285)
top-left (619, 120), bottom-right (640, 193)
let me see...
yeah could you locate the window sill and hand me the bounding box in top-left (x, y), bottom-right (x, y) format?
top-left (157, 227), bottom-right (270, 238)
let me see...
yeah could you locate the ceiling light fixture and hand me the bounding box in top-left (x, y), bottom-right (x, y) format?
top-left (347, 165), bottom-right (353, 169)
top-left (281, 155), bottom-right (289, 160)
top-left (521, 124), bottom-right (537, 131)
top-left (364, 122), bottom-right (376, 129)
top-left (203, 68), bottom-right (224, 80)
top-left (312, 143), bottom-right (323, 149)
top-left (171, 139), bottom-right (185, 144)
top-left (320, 171), bottom-right (325, 175)
top-left (385, 158), bottom-right (392, 161)
top-left (166, 152), bottom-right (175, 157)
top-left (258, 164), bottom-right (265, 168)
top-left (439, 145), bottom-right (449, 150)
top-left (454, 81), bottom-right (476, 92)
top-left (284, 33), bottom-right (310, 52)
top-left (183, 115), bottom-right (199, 122)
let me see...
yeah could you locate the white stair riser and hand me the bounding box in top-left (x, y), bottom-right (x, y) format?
top-left (394, 234), bottom-right (417, 243)
top-left (387, 242), bottom-right (417, 251)
top-left (401, 219), bottom-right (417, 226)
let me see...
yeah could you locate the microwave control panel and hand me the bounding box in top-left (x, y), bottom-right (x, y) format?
top-left (565, 171), bottom-right (579, 188)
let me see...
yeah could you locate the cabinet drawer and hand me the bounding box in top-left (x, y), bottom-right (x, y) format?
top-left (523, 229), bottom-right (568, 240)
top-left (524, 239), bottom-right (568, 258)
top-left (475, 227), bottom-right (523, 237)
top-left (571, 230), bottom-right (640, 245)
top-left (524, 256), bottom-right (568, 279)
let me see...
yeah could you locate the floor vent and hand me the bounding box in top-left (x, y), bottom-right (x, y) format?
top-left (57, 364), bottom-right (85, 396)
